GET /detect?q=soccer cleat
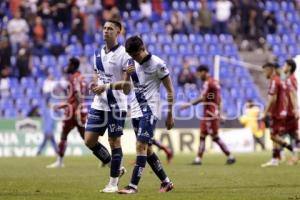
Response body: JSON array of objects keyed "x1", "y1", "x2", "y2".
[
  {"x1": 118, "y1": 186, "x2": 138, "y2": 194},
  {"x1": 226, "y1": 157, "x2": 236, "y2": 165},
  {"x1": 46, "y1": 161, "x2": 64, "y2": 168},
  {"x1": 191, "y1": 160, "x2": 202, "y2": 165},
  {"x1": 100, "y1": 185, "x2": 119, "y2": 193},
  {"x1": 159, "y1": 181, "x2": 174, "y2": 193},
  {"x1": 119, "y1": 166, "x2": 127, "y2": 178},
  {"x1": 261, "y1": 160, "x2": 279, "y2": 168},
  {"x1": 166, "y1": 149, "x2": 174, "y2": 164}
]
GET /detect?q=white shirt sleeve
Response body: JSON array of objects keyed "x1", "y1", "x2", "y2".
[
  {"x1": 121, "y1": 52, "x2": 131, "y2": 71},
  {"x1": 156, "y1": 62, "x2": 169, "y2": 80}
]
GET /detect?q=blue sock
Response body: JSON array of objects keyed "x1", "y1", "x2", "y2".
[
  {"x1": 130, "y1": 155, "x2": 147, "y2": 186},
  {"x1": 89, "y1": 142, "x2": 111, "y2": 164},
  {"x1": 110, "y1": 148, "x2": 123, "y2": 177},
  {"x1": 147, "y1": 153, "x2": 167, "y2": 182}
]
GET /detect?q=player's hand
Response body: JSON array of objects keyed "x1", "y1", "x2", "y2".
[
  {"x1": 165, "y1": 113, "x2": 174, "y2": 130},
  {"x1": 180, "y1": 102, "x2": 191, "y2": 110},
  {"x1": 91, "y1": 85, "x2": 106, "y2": 95},
  {"x1": 126, "y1": 65, "x2": 136, "y2": 75}
]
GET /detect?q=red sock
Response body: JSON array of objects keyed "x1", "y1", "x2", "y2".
[
  {"x1": 197, "y1": 137, "x2": 206, "y2": 158},
  {"x1": 58, "y1": 140, "x2": 67, "y2": 157}
]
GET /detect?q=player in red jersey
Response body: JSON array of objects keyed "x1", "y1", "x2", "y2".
[
  {"x1": 181, "y1": 65, "x2": 235, "y2": 165},
  {"x1": 283, "y1": 59, "x2": 300, "y2": 164},
  {"x1": 47, "y1": 57, "x2": 87, "y2": 168},
  {"x1": 283, "y1": 59, "x2": 299, "y2": 144},
  {"x1": 261, "y1": 62, "x2": 296, "y2": 167}
]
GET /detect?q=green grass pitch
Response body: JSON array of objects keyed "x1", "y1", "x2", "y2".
[{"x1": 1, "y1": 152, "x2": 300, "y2": 200}]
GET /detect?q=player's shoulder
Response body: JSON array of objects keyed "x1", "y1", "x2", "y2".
[
  {"x1": 151, "y1": 54, "x2": 165, "y2": 65},
  {"x1": 114, "y1": 45, "x2": 127, "y2": 55},
  {"x1": 150, "y1": 55, "x2": 167, "y2": 71}
]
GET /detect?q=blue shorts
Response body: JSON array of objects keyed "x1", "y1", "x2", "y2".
[
  {"x1": 85, "y1": 108, "x2": 127, "y2": 137},
  {"x1": 132, "y1": 114, "x2": 157, "y2": 144}
]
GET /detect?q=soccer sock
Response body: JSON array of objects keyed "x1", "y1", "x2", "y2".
[
  {"x1": 110, "y1": 148, "x2": 123, "y2": 178},
  {"x1": 89, "y1": 142, "x2": 111, "y2": 164},
  {"x1": 272, "y1": 148, "x2": 280, "y2": 159},
  {"x1": 130, "y1": 155, "x2": 147, "y2": 187},
  {"x1": 282, "y1": 143, "x2": 293, "y2": 152},
  {"x1": 58, "y1": 140, "x2": 67, "y2": 158},
  {"x1": 213, "y1": 137, "x2": 230, "y2": 156},
  {"x1": 152, "y1": 140, "x2": 170, "y2": 154},
  {"x1": 197, "y1": 136, "x2": 206, "y2": 158},
  {"x1": 147, "y1": 153, "x2": 167, "y2": 182}
]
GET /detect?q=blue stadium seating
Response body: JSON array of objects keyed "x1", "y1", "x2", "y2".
[{"x1": 2, "y1": 1, "x2": 290, "y2": 118}]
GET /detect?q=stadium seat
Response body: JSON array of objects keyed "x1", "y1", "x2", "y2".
[
  {"x1": 84, "y1": 44, "x2": 94, "y2": 57},
  {"x1": 58, "y1": 55, "x2": 68, "y2": 67},
  {"x1": 152, "y1": 22, "x2": 165, "y2": 34},
  {"x1": 8, "y1": 78, "x2": 18, "y2": 88},
  {"x1": 42, "y1": 55, "x2": 56, "y2": 68},
  {"x1": 158, "y1": 34, "x2": 172, "y2": 45},
  {"x1": 4, "y1": 109, "x2": 17, "y2": 119}
]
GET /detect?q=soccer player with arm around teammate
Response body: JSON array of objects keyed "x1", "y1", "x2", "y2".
[
  {"x1": 84, "y1": 19, "x2": 129, "y2": 193},
  {"x1": 180, "y1": 65, "x2": 235, "y2": 165},
  {"x1": 118, "y1": 36, "x2": 175, "y2": 194}
]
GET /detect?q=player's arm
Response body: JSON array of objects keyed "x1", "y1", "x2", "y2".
[
  {"x1": 180, "y1": 83, "x2": 207, "y2": 109},
  {"x1": 263, "y1": 79, "x2": 278, "y2": 118},
  {"x1": 162, "y1": 75, "x2": 175, "y2": 130},
  {"x1": 263, "y1": 94, "x2": 277, "y2": 118},
  {"x1": 109, "y1": 70, "x2": 131, "y2": 93},
  {"x1": 289, "y1": 89, "x2": 299, "y2": 117},
  {"x1": 183, "y1": 95, "x2": 204, "y2": 108},
  {"x1": 90, "y1": 72, "x2": 106, "y2": 95}
]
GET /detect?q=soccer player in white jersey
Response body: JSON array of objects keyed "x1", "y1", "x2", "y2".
[
  {"x1": 118, "y1": 36, "x2": 175, "y2": 194},
  {"x1": 84, "y1": 20, "x2": 130, "y2": 193}
]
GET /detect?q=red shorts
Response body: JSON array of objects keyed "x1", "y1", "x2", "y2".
[
  {"x1": 269, "y1": 118, "x2": 286, "y2": 136},
  {"x1": 200, "y1": 119, "x2": 219, "y2": 136},
  {"x1": 62, "y1": 112, "x2": 87, "y2": 135},
  {"x1": 286, "y1": 116, "x2": 299, "y2": 134}
]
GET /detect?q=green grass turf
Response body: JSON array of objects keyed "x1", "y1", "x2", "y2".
[{"x1": 1, "y1": 152, "x2": 300, "y2": 200}]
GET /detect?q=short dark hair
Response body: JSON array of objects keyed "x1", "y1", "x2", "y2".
[
  {"x1": 197, "y1": 65, "x2": 209, "y2": 72},
  {"x1": 125, "y1": 35, "x2": 144, "y2": 54},
  {"x1": 69, "y1": 57, "x2": 80, "y2": 70},
  {"x1": 106, "y1": 19, "x2": 122, "y2": 30},
  {"x1": 286, "y1": 59, "x2": 297, "y2": 73},
  {"x1": 262, "y1": 62, "x2": 277, "y2": 69}
]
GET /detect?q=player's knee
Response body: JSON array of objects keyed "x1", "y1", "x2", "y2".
[
  {"x1": 84, "y1": 133, "x2": 97, "y2": 148},
  {"x1": 212, "y1": 136, "x2": 219, "y2": 142},
  {"x1": 60, "y1": 133, "x2": 68, "y2": 141},
  {"x1": 136, "y1": 141, "x2": 147, "y2": 154},
  {"x1": 108, "y1": 136, "x2": 121, "y2": 149},
  {"x1": 147, "y1": 146, "x2": 153, "y2": 155}
]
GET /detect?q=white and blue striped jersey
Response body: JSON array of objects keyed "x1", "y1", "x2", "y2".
[
  {"x1": 129, "y1": 54, "x2": 170, "y2": 119},
  {"x1": 91, "y1": 44, "x2": 130, "y2": 111}
]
